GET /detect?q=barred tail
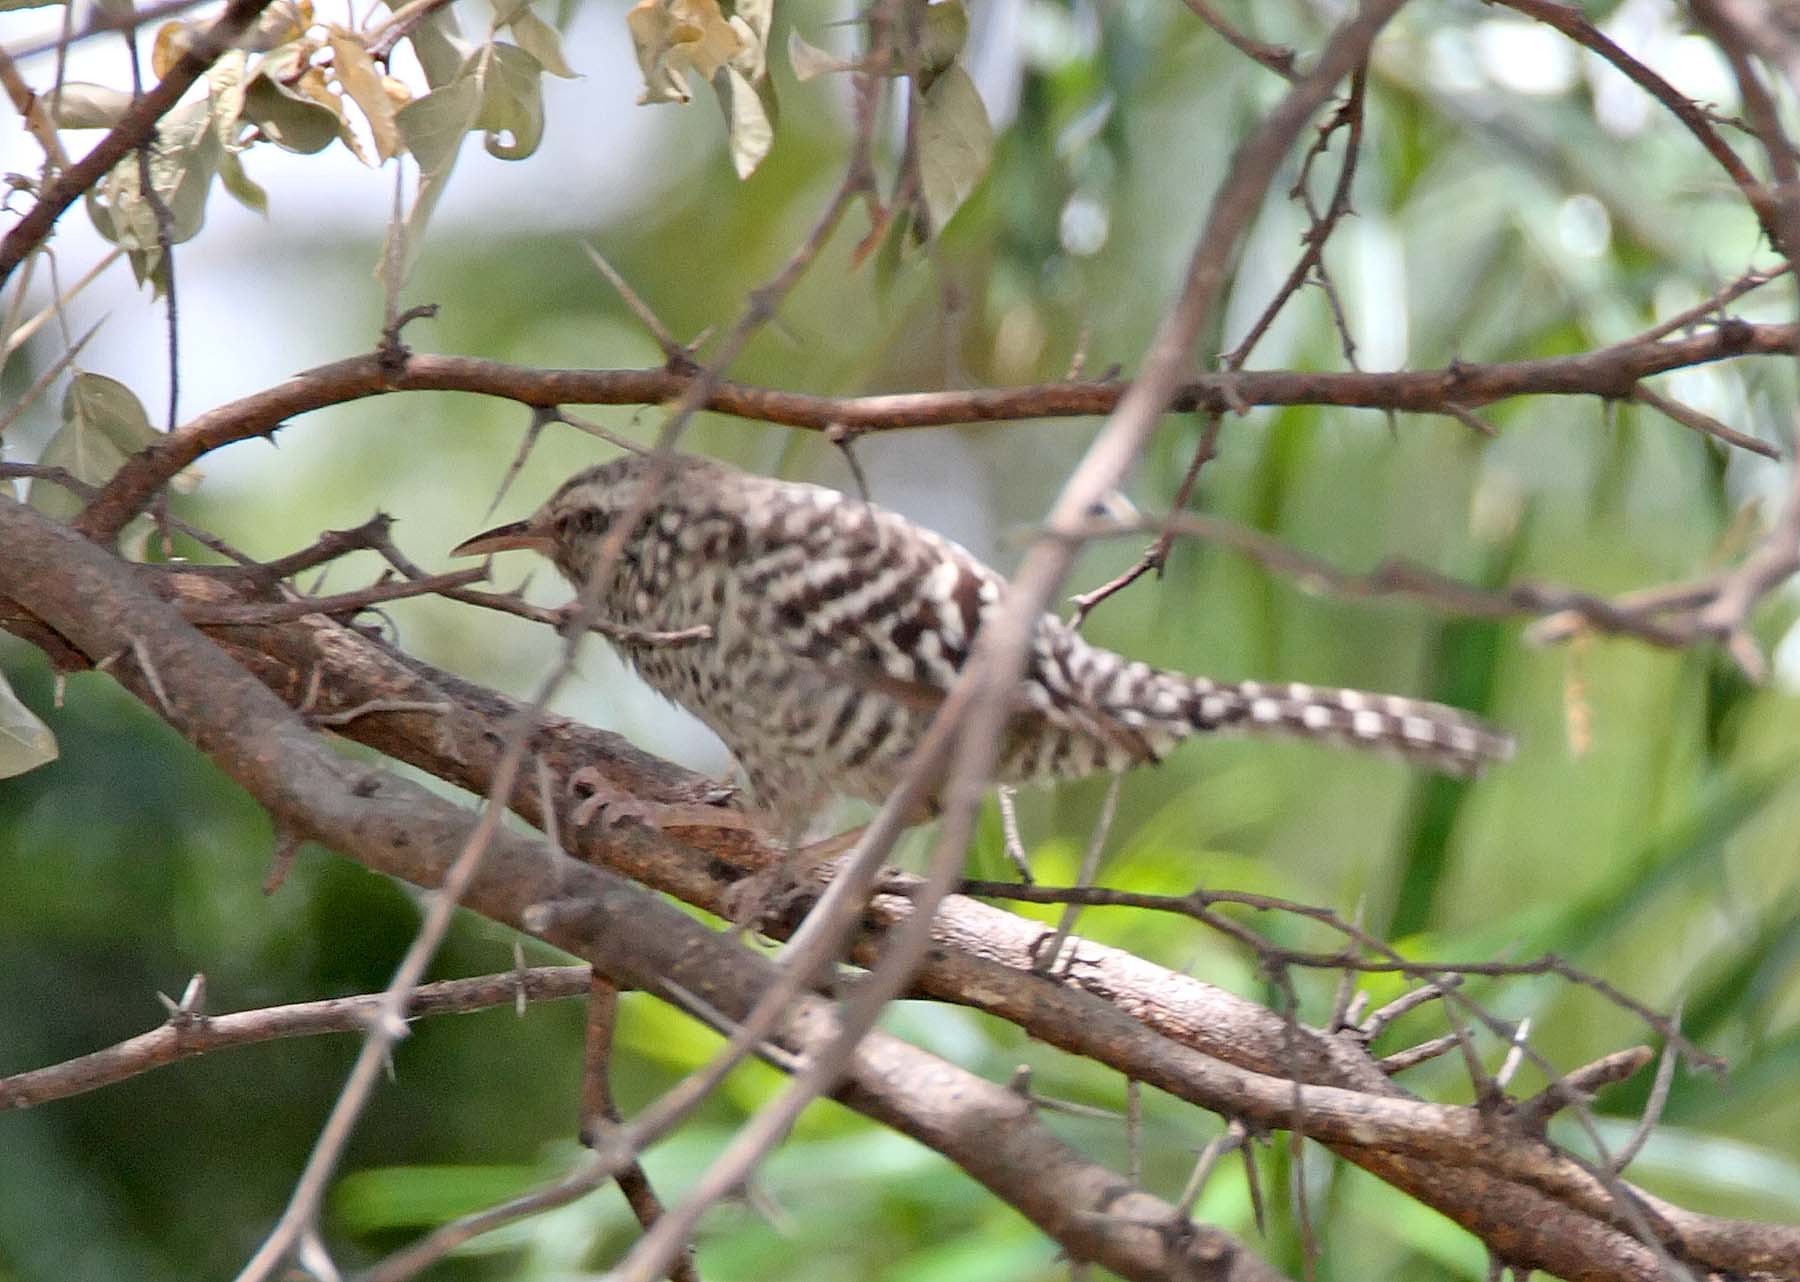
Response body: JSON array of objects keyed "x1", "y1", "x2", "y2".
[{"x1": 1185, "y1": 678, "x2": 1515, "y2": 777}]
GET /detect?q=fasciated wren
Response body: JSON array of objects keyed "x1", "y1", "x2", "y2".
[{"x1": 454, "y1": 453, "x2": 1513, "y2": 834}]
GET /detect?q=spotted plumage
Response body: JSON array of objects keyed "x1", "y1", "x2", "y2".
[{"x1": 455, "y1": 453, "x2": 1513, "y2": 833}]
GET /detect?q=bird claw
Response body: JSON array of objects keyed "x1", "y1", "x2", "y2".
[
  {"x1": 567, "y1": 767, "x2": 752, "y2": 833},
  {"x1": 724, "y1": 865, "x2": 815, "y2": 933},
  {"x1": 723, "y1": 824, "x2": 869, "y2": 932}
]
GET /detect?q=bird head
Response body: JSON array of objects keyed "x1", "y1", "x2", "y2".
[{"x1": 451, "y1": 453, "x2": 693, "y2": 587}]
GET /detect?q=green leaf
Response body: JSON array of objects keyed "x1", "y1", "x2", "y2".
[
  {"x1": 919, "y1": 0, "x2": 968, "y2": 79},
  {"x1": 0, "y1": 0, "x2": 68, "y2": 11},
  {"x1": 469, "y1": 43, "x2": 545, "y2": 160},
  {"x1": 787, "y1": 30, "x2": 853, "y2": 81},
  {"x1": 242, "y1": 48, "x2": 343, "y2": 154},
  {"x1": 383, "y1": 0, "x2": 470, "y2": 87},
  {"x1": 67, "y1": 372, "x2": 157, "y2": 452},
  {"x1": 218, "y1": 149, "x2": 269, "y2": 214},
  {"x1": 333, "y1": 1165, "x2": 541, "y2": 1233},
  {"x1": 504, "y1": 4, "x2": 577, "y2": 78},
  {"x1": 30, "y1": 373, "x2": 157, "y2": 523},
  {"x1": 1537, "y1": 766, "x2": 1793, "y2": 958},
  {"x1": 381, "y1": 75, "x2": 483, "y2": 285},
  {"x1": 0, "y1": 670, "x2": 57, "y2": 780},
  {"x1": 46, "y1": 82, "x2": 133, "y2": 128},
  {"x1": 916, "y1": 64, "x2": 991, "y2": 234},
  {"x1": 713, "y1": 64, "x2": 772, "y2": 179},
  {"x1": 395, "y1": 75, "x2": 482, "y2": 173},
  {"x1": 82, "y1": 97, "x2": 224, "y2": 281}
]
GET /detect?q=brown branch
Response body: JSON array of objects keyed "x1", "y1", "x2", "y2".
[
  {"x1": 1060, "y1": 510, "x2": 1697, "y2": 646},
  {"x1": 0, "y1": 0, "x2": 278, "y2": 287},
  {"x1": 1626, "y1": 261, "x2": 1789, "y2": 344},
  {"x1": 1515, "y1": 1047, "x2": 1656, "y2": 1135},
  {"x1": 1630, "y1": 382, "x2": 1779, "y2": 459},
  {"x1": 1223, "y1": 68, "x2": 1368, "y2": 369},
  {"x1": 571, "y1": 975, "x2": 701, "y2": 1282},
  {"x1": 1694, "y1": 0, "x2": 1800, "y2": 265},
  {"x1": 0, "y1": 968, "x2": 591, "y2": 1112},
  {"x1": 1068, "y1": 413, "x2": 1223, "y2": 627},
  {"x1": 1692, "y1": 418, "x2": 1800, "y2": 679},
  {"x1": 953, "y1": 880, "x2": 1715, "y2": 1071},
  {"x1": 366, "y1": 0, "x2": 460, "y2": 61},
  {"x1": 71, "y1": 319, "x2": 1796, "y2": 542},
  {"x1": 1175, "y1": 0, "x2": 1297, "y2": 80},
  {"x1": 178, "y1": 566, "x2": 488, "y2": 625}
]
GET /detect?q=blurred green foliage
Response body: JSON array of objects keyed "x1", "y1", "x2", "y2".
[{"x1": 4, "y1": 0, "x2": 1800, "y2": 1278}]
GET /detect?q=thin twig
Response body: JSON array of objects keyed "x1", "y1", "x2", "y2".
[
  {"x1": 1631, "y1": 382, "x2": 1779, "y2": 459},
  {"x1": 180, "y1": 567, "x2": 488, "y2": 625},
  {"x1": 0, "y1": 968, "x2": 590, "y2": 1111},
  {"x1": 582, "y1": 244, "x2": 693, "y2": 367},
  {"x1": 1175, "y1": 0, "x2": 1297, "y2": 79}
]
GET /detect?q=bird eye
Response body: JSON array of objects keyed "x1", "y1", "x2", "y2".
[{"x1": 558, "y1": 507, "x2": 611, "y2": 539}]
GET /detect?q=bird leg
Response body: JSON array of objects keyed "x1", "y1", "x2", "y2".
[{"x1": 719, "y1": 820, "x2": 880, "y2": 933}]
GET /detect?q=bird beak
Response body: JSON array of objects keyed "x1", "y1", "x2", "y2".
[{"x1": 451, "y1": 519, "x2": 554, "y2": 558}]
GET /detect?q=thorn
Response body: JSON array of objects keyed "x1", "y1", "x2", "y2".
[
  {"x1": 1494, "y1": 1016, "x2": 1532, "y2": 1090},
  {"x1": 581, "y1": 243, "x2": 691, "y2": 367},
  {"x1": 298, "y1": 1227, "x2": 343, "y2": 1282},
  {"x1": 128, "y1": 636, "x2": 175, "y2": 718},
  {"x1": 358, "y1": 1004, "x2": 410, "y2": 1044},
  {"x1": 264, "y1": 827, "x2": 303, "y2": 894},
  {"x1": 378, "y1": 303, "x2": 438, "y2": 370},
  {"x1": 485, "y1": 406, "x2": 556, "y2": 520}
]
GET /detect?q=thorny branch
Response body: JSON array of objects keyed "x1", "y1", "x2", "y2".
[
  {"x1": 952, "y1": 879, "x2": 1717, "y2": 1070},
  {"x1": 64, "y1": 313, "x2": 1793, "y2": 543},
  {"x1": 0, "y1": 967, "x2": 592, "y2": 1112},
  {"x1": 1057, "y1": 503, "x2": 1800, "y2": 673}
]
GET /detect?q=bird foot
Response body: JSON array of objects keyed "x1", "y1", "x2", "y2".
[
  {"x1": 723, "y1": 824, "x2": 870, "y2": 932},
  {"x1": 567, "y1": 767, "x2": 751, "y2": 833}
]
